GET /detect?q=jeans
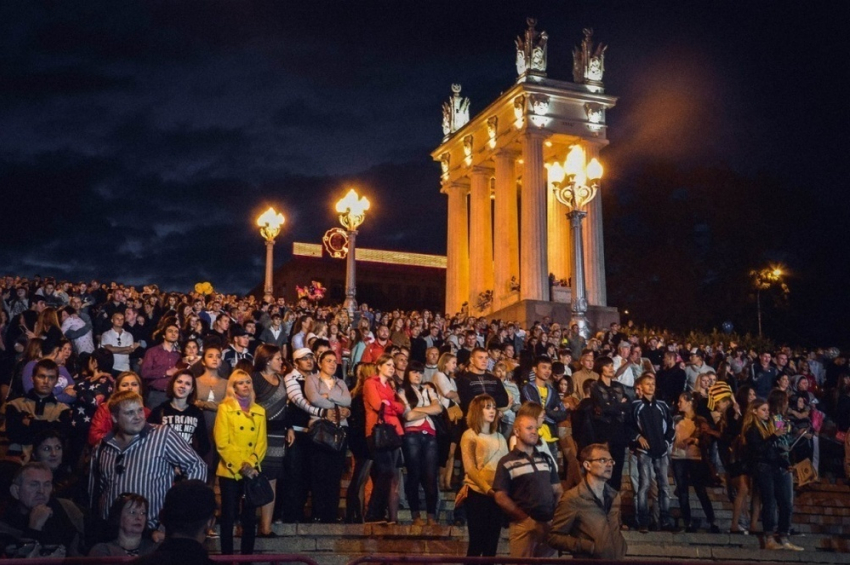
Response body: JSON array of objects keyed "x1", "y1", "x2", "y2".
[
  {"x1": 280, "y1": 431, "x2": 311, "y2": 523},
  {"x1": 672, "y1": 458, "x2": 715, "y2": 525},
  {"x1": 466, "y1": 488, "x2": 502, "y2": 556},
  {"x1": 402, "y1": 431, "x2": 439, "y2": 514},
  {"x1": 755, "y1": 463, "x2": 793, "y2": 535},
  {"x1": 636, "y1": 452, "x2": 672, "y2": 528},
  {"x1": 219, "y1": 476, "x2": 257, "y2": 555}
]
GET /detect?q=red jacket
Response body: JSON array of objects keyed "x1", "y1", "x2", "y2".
[
  {"x1": 361, "y1": 340, "x2": 389, "y2": 364},
  {"x1": 363, "y1": 376, "x2": 405, "y2": 438}
]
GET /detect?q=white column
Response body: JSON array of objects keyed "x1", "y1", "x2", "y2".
[
  {"x1": 520, "y1": 131, "x2": 549, "y2": 302},
  {"x1": 547, "y1": 161, "x2": 570, "y2": 282},
  {"x1": 263, "y1": 239, "x2": 275, "y2": 296},
  {"x1": 494, "y1": 150, "x2": 519, "y2": 309},
  {"x1": 444, "y1": 182, "x2": 470, "y2": 314},
  {"x1": 583, "y1": 144, "x2": 607, "y2": 306},
  {"x1": 469, "y1": 167, "x2": 494, "y2": 311}
]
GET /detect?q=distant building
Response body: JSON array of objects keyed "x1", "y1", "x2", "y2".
[{"x1": 256, "y1": 242, "x2": 446, "y2": 311}]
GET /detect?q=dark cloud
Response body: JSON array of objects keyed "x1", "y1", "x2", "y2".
[{"x1": 0, "y1": 0, "x2": 847, "y2": 341}]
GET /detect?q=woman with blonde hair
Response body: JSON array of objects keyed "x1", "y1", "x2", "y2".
[
  {"x1": 432, "y1": 352, "x2": 460, "y2": 489},
  {"x1": 461, "y1": 394, "x2": 508, "y2": 556},
  {"x1": 215, "y1": 369, "x2": 267, "y2": 555}
]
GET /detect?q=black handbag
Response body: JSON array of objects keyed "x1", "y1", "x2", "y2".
[
  {"x1": 243, "y1": 472, "x2": 274, "y2": 507},
  {"x1": 371, "y1": 404, "x2": 402, "y2": 450},
  {"x1": 309, "y1": 406, "x2": 347, "y2": 452}
]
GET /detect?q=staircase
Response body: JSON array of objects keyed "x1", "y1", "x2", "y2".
[{"x1": 207, "y1": 475, "x2": 850, "y2": 564}]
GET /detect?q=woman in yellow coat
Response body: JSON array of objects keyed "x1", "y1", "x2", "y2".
[{"x1": 214, "y1": 369, "x2": 267, "y2": 555}]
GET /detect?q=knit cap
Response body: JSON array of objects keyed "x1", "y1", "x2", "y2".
[{"x1": 707, "y1": 382, "x2": 733, "y2": 411}]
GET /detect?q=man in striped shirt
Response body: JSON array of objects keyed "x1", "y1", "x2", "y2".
[{"x1": 89, "y1": 390, "x2": 207, "y2": 529}]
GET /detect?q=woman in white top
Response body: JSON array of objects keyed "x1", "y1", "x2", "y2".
[
  {"x1": 461, "y1": 393, "x2": 508, "y2": 556},
  {"x1": 431, "y1": 353, "x2": 460, "y2": 490},
  {"x1": 400, "y1": 361, "x2": 444, "y2": 525}
]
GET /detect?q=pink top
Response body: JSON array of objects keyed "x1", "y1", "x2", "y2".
[{"x1": 363, "y1": 375, "x2": 406, "y2": 438}]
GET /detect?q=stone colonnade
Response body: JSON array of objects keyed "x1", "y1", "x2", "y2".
[{"x1": 441, "y1": 134, "x2": 607, "y2": 316}]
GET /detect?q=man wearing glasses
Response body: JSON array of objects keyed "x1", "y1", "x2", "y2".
[
  {"x1": 89, "y1": 390, "x2": 207, "y2": 530},
  {"x1": 548, "y1": 444, "x2": 627, "y2": 559}
]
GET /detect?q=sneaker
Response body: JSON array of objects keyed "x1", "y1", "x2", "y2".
[
  {"x1": 780, "y1": 537, "x2": 804, "y2": 551},
  {"x1": 708, "y1": 524, "x2": 721, "y2": 534},
  {"x1": 638, "y1": 525, "x2": 649, "y2": 534},
  {"x1": 764, "y1": 537, "x2": 783, "y2": 550}
]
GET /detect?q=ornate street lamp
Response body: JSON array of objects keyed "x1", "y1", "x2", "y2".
[
  {"x1": 256, "y1": 206, "x2": 286, "y2": 298},
  {"x1": 751, "y1": 266, "x2": 788, "y2": 337},
  {"x1": 336, "y1": 188, "x2": 370, "y2": 318},
  {"x1": 549, "y1": 144, "x2": 603, "y2": 338}
]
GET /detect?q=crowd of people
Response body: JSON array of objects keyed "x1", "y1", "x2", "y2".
[{"x1": 1, "y1": 274, "x2": 849, "y2": 558}]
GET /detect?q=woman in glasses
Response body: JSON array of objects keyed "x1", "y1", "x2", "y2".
[{"x1": 461, "y1": 394, "x2": 508, "y2": 556}]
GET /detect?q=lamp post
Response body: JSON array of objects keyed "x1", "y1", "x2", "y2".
[
  {"x1": 549, "y1": 145, "x2": 603, "y2": 339},
  {"x1": 256, "y1": 207, "x2": 286, "y2": 299},
  {"x1": 751, "y1": 266, "x2": 787, "y2": 337},
  {"x1": 336, "y1": 188, "x2": 370, "y2": 319}
]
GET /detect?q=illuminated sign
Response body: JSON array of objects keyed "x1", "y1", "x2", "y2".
[{"x1": 292, "y1": 242, "x2": 446, "y2": 269}]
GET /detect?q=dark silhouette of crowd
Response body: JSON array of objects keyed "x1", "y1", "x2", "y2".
[{"x1": 1, "y1": 274, "x2": 848, "y2": 558}]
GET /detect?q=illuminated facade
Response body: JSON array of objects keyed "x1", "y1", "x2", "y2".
[{"x1": 433, "y1": 20, "x2": 619, "y2": 327}]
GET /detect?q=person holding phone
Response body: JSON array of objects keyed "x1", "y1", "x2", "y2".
[{"x1": 742, "y1": 394, "x2": 802, "y2": 551}]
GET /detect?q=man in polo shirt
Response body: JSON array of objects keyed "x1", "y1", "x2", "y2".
[{"x1": 493, "y1": 414, "x2": 563, "y2": 557}]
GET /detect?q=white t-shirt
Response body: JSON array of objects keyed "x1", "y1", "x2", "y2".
[{"x1": 100, "y1": 328, "x2": 132, "y2": 371}]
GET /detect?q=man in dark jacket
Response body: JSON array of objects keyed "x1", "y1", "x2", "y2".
[
  {"x1": 521, "y1": 356, "x2": 569, "y2": 452},
  {"x1": 627, "y1": 374, "x2": 676, "y2": 532},
  {"x1": 0, "y1": 462, "x2": 85, "y2": 557},
  {"x1": 548, "y1": 444, "x2": 627, "y2": 559},
  {"x1": 655, "y1": 351, "x2": 687, "y2": 406},
  {"x1": 131, "y1": 480, "x2": 215, "y2": 565}
]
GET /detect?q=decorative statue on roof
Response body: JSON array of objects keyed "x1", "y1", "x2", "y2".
[
  {"x1": 572, "y1": 28, "x2": 607, "y2": 87},
  {"x1": 515, "y1": 18, "x2": 548, "y2": 78},
  {"x1": 441, "y1": 84, "x2": 470, "y2": 138}
]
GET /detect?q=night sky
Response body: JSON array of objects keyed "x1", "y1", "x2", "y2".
[{"x1": 2, "y1": 1, "x2": 847, "y2": 343}]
